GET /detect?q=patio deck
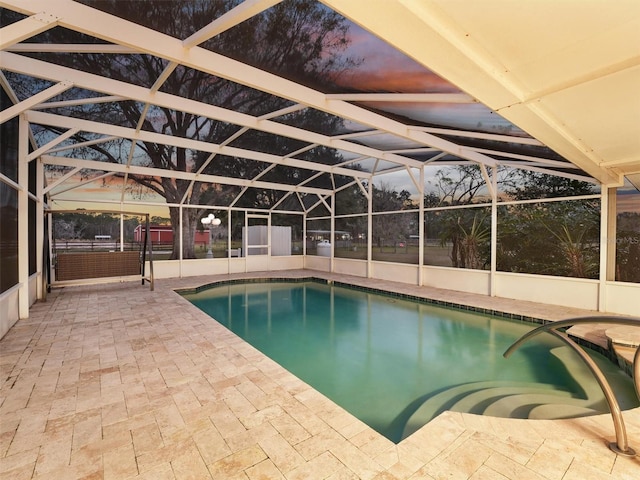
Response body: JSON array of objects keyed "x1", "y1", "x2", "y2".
[{"x1": 1, "y1": 270, "x2": 638, "y2": 479}]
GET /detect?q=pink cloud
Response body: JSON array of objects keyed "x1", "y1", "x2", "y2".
[{"x1": 338, "y1": 22, "x2": 460, "y2": 94}]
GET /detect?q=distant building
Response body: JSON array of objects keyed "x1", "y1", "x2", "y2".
[{"x1": 133, "y1": 225, "x2": 210, "y2": 245}]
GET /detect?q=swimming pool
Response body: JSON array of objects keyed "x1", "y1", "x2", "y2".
[{"x1": 182, "y1": 279, "x2": 638, "y2": 442}]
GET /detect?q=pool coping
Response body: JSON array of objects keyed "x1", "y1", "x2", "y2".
[{"x1": 176, "y1": 275, "x2": 548, "y2": 325}]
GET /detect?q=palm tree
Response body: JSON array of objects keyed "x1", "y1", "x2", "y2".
[{"x1": 440, "y1": 211, "x2": 490, "y2": 269}]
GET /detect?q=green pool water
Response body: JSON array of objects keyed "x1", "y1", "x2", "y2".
[{"x1": 182, "y1": 280, "x2": 636, "y2": 443}]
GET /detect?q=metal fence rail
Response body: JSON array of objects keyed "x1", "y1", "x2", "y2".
[{"x1": 504, "y1": 316, "x2": 640, "y2": 457}]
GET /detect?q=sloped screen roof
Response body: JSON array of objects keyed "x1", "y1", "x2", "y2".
[{"x1": 1, "y1": 0, "x2": 638, "y2": 213}]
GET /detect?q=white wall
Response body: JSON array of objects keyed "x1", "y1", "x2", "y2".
[
  {"x1": 147, "y1": 256, "x2": 305, "y2": 279},
  {"x1": 422, "y1": 266, "x2": 491, "y2": 295},
  {"x1": 229, "y1": 258, "x2": 247, "y2": 274},
  {"x1": 0, "y1": 285, "x2": 20, "y2": 340},
  {"x1": 312, "y1": 259, "x2": 638, "y2": 316},
  {"x1": 371, "y1": 261, "x2": 419, "y2": 284},
  {"x1": 268, "y1": 256, "x2": 304, "y2": 271},
  {"x1": 604, "y1": 282, "x2": 640, "y2": 317},
  {"x1": 495, "y1": 272, "x2": 600, "y2": 311},
  {"x1": 304, "y1": 255, "x2": 331, "y2": 272},
  {"x1": 180, "y1": 258, "x2": 229, "y2": 277},
  {"x1": 0, "y1": 273, "x2": 40, "y2": 339},
  {"x1": 333, "y1": 258, "x2": 368, "y2": 277},
  {"x1": 149, "y1": 260, "x2": 182, "y2": 279},
  {"x1": 29, "y1": 274, "x2": 38, "y2": 306}
]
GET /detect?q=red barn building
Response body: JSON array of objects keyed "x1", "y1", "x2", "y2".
[{"x1": 134, "y1": 225, "x2": 210, "y2": 245}]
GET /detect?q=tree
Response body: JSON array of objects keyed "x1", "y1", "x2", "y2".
[
  {"x1": 22, "y1": 0, "x2": 356, "y2": 259},
  {"x1": 615, "y1": 211, "x2": 640, "y2": 282},
  {"x1": 498, "y1": 173, "x2": 599, "y2": 278},
  {"x1": 425, "y1": 166, "x2": 496, "y2": 269},
  {"x1": 371, "y1": 183, "x2": 416, "y2": 249},
  {"x1": 507, "y1": 171, "x2": 596, "y2": 200},
  {"x1": 439, "y1": 211, "x2": 490, "y2": 269},
  {"x1": 426, "y1": 166, "x2": 600, "y2": 274},
  {"x1": 429, "y1": 165, "x2": 490, "y2": 206},
  {"x1": 51, "y1": 212, "x2": 140, "y2": 242}
]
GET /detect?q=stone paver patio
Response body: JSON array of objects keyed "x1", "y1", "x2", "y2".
[{"x1": 1, "y1": 270, "x2": 638, "y2": 479}]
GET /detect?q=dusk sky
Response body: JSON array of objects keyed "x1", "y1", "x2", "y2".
[
  {"x1": 333, "y1": 22, "x2": 521, "y2": 133},
  {"x1": 338, "y1": 23, "x2": 459, "y2": 94}
]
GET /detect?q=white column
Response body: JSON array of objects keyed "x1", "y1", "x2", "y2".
[
  {"x1": 606, "y1": 188, "x2": 617, "y2": 282},
  {"x1": 47, "y1": 211, "x2": 53, "y2": 288},
  {"x1": 36, "y1": 157, "x2": 44, "y2": 299},
  {"x1": 178, "y1": 205, "x2": 183, "y2": 277},
  {"x1": 330, "y1": 192, "x2": 335, "y2": 272},
  {"x1": 244, "y1": 210, "x2": 248, "y2": 273},
  {"x1": 227, "y1": 210, "x2": 232, "y2": 258},
  {"x1": 367, "y1": 181, "x2": 373, "y2": 278},
  {"x1": 418, "y1": 167, "x2": 425, "y2": 286},
  {"x1": 302, "y1": 212, "x2": 307, "y2": 256},
  {"x1": 598, "y1": 185, "x2": 610, "y2": 312},
  {"x1": 267, "y1": 212, "x2": 272, "y2": 258},
  {"x1": 490, "y1": 166, "x2": 498, "y2": 297},
  {"x1": 119, "y1": 214, "x2": 124, "y2": 252},
  {"x1": 17, "y1": 115, "x2": 29, "y2": 318}
]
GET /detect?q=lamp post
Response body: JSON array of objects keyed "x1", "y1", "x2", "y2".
[{"x1": 200, "y1": 213, "x2": 221, "y2": 258}]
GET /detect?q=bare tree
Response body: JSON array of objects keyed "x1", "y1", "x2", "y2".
[{"x1": 21, "y1": 0, "x2": 356, "y2": 258}]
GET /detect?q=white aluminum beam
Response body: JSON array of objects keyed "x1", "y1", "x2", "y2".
[
  {"x1": 43, "y1": 135, "x2": 120, "y2": 157},
  {"x1": 41, "y1": 155, "x2": 332, "y2": 196},
  {"x1": 325, "y1": 93, "x2": 475, "y2": 103},
  {"x1": 26, "y1": 110, "x2": 372, "y2": 181},
  {"x1": 49, "y1": 171, "x2": 115, "y2": 197},
  {"x1": 499, "y1": 162, "x2": 598, "y2": 184},
  {"x1": 183, "y1": 0, "x2": 283, "y2": 48},
  {"x1": 479, "y1": 164, "x2": 495, "y2": 199},
  {"x1": 409, "y1": 126, "x2": 544, "y2": 146},
  {"x1": 471, "y1": 147, "x2": 581, "y2": 169},
  {"x1": 5, "y1": 43, "x2": 137, "y2": 54},
  {"x1": 32, "y1": 96, "x2": 128, "y2": 109},
  {"x1": 43, "y1": 166, "x2": 81, "y2": 195},
  {"x1": 0, "y1": 12, "x2": 58, "y2": 50},
  {"x1": 27, "y1": 127, "x2": 79, "y2": 161},
  {"x1": 0, "y1": 81, "x2": 72, "y2": 124},
  {"x1": 1, "y1": 51, "x2": 423, "y2": 169},
  {"x1": 0, "y1": 0, "x2": 498, "y2": 167}
]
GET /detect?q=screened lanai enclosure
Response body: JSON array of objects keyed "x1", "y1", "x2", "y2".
[{"x1": 1, "y1": 0, "x2": 639, "y2": 337}]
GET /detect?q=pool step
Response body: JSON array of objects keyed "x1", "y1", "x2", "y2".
[
  {"x1": 528, "y1": 403, "x2": 603, "y2": 419},
  {"x1": 401, "y1": 346, "x2": 615, "y2": 440},
  {"x1": 482, "y1": 392, "x2": 602, "y2": 418},
  {"x1": 401, "y1": 380, "x2": 567, "y2": 438},
  {"x1": 450, "y1": 385, "x2": 574, "y2": 415},
  {"x1": 547, "y1": 346, "x2": 605, "y2": 402}
]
